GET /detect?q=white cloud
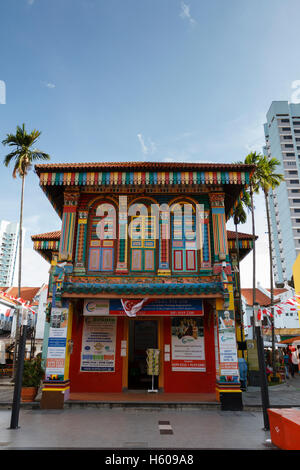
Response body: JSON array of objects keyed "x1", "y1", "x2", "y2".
[
  {"x1": 27, "y1": 0, "x2": 35, "y2": 5},
  {"x1": 45, "y1": 82, "x2": 56, "y2": 89},
  {"x1": 137, "y1": 134, "x2": 148, "y2": 154},
  {"x1": 179, "y1": 2, "x2": 196, "y2": 25},
  {"x1": 137, "y1": 134, "x2": 156, "y2": 156},
  {"x1": 41, "y1": 81, "x2": 56, "y2": 89}
]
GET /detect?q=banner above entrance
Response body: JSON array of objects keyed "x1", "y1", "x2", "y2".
[
  {"x1": 110, "y1": 299, "x2": 204, "y2": 316},
  {"x1": 83, "y1": 298, "x2": 204, "y2": 316}
]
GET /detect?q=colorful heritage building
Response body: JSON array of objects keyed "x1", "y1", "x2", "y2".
[{"x1": 31, "y1": 161, "x2": 255, "y2": 410}]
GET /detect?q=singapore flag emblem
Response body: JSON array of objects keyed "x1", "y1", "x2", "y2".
[{"x1": 121, "y1": 298, "x2": 149, "y2": 317}]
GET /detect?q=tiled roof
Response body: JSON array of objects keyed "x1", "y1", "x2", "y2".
[
  {"x1": 32, "y1": 229, "x2": 254, "y2": 244},
  {"x1": 5, "y1": 287, "x2": 41, "y2": 303},
  {"x1": 31, "y1": 231, "x2": 61, "y2": 241},
  {"x1": 241, "y1": 288, "x2": 284, "y2": 307},
  {"x1": 226, "y1": 230, "x2": 256, "y2": 240},
  {"x1": 266, "y1": 288, "x2": 288, "y2": 295},
  {"x1": 35, "y1": 161, "x2": 256, "y2": 175},
  {"x1": 241, "y1": 288, "x2": 272, "y2": 307}
]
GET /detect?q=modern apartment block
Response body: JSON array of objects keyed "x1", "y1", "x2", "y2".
[
  {"x1": 263, "y1": 101, "x2": 300, "y2": 285},
  {"x1": 0, "y1": 221, "x2": 19, "y2": 287}
]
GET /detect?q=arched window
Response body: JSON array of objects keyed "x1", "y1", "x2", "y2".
[
  {"x1": 87, "y1": 201, "x2": 117, "y2": 272},
  {"x1": 170, "y1": 201, "x2": 198, "y2": 273},
  {"x1": 128, "y1": 202, "x2": 156, "y2": 272}
]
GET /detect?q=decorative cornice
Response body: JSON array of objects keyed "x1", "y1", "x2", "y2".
[
  {"x1": 62, "y1": 280, "x2": 224, "y2": 296},
  {"x1": 39, "y1": 170, "x2": 251, "y2": 187}
]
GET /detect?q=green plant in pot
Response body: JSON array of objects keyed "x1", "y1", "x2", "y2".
[{"x1": 21, "y1": 356, "x2": 45, "y2": 402}]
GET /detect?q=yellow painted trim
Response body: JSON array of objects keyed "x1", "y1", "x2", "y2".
[
  {"x1": 158, "y1": 317, "x2": 164, "y2": 389},
  {"x1": 122, "y1": 318, "x2": 129, "y2": 389},
  {"x1": 64, "y1": 302, "x2": 73, "y2": 380},
  {"x1": 42, "y1": 387, "x2": 70, "y2": 392},
  {"x1": 216, "y1": 389, "x2": 242, "y2": 393}
]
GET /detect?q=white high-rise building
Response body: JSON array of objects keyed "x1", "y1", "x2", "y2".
[
  {"x1": 264, "y1": 101, "x2": 300, "y2": 284},
  {"x1": 0, "y1": 221, "x2": 19, "y2": 287}
]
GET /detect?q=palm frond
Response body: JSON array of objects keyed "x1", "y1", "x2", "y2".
[{"x1": 2, "y1": 124, "x2": 50, "y2": 178}]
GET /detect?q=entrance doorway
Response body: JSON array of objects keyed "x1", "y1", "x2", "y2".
[{"x1": 128, "y1": 319, "x2": 158, "y2": 390}]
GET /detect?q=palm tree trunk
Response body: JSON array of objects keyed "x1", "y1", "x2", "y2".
[
  {"x1": 12, "y1": 174, "x2": 25, "y2": 380},
  {"x1": 250, "y1": 186, "x2": 256, "y2": 337},
  {"x1": 265, "y1": 190, "x2": 276, "y2": 378},
  {"x1": 235, "y1": 221, "x2": 244, "y2": 357}
]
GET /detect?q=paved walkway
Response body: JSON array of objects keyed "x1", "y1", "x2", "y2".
[
  {"x1": 0, "y1": 374, "x2": 300, "y2": 408},
  {"x1": 1, "y1": 377, "x2": 300, "y2": 449},
  {"x1": 0, "y1": 408, "x2": 274, "y2": 450}
]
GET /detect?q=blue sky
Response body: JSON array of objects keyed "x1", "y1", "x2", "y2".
[{"x1": 1, "y1": 0, "x2": 300, "y2": 287}]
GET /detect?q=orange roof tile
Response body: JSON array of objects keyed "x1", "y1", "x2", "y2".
[
  {"x1": 241, "y1": 288, "x2": 272, "y2": 307},
  {"x1": 31, "y1": 231, "x2": 61, "y2": 241},
  {"x1": 227, "y1": 230, "x2": 257, "y2": 240},
  {"x1": 266, "y1": 288, "x2": 288, "y2": 295},
  {"x1": 5, "y1": 287, "x2": 41, "y2": 303}
]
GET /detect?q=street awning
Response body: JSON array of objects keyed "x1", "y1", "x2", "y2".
[{"x1": 280, "y1": 336, "x2": 300, "y2": 344}]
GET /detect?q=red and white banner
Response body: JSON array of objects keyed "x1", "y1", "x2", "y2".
[
  {"x1": 0, "y1": 290, "x2": 36, "y2": 314},
  {"x1": 121, "y1": 298, "x2": 149, "y2": 317}
]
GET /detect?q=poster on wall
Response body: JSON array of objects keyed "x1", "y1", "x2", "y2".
[
  {"x1": 80, "y1": 316, "x2": 116, "y2": 372},
  {"x1": 46, "y1": 307, "x2": 69, "y2": 380},
  {"x1": 171, "y1": 317, "x2": 206, "y2": 372},
  {"x1": 217, "y1": 310, "x2": 239, "y2": 379},
  {"x1": 214, "y1": 324, "x2": 220, "y2": 381}
]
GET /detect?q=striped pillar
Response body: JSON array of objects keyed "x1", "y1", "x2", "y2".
[
  {"x1": 74, "y1": 210, "x2": 88, "y2": 274},
  {"x1": 158, "y1": 207, "x2": 171, "y2": 275},
  {"x1": 58, "y1": 189, "x2": 80, "y2": 262},
  {"x1": 199, "y1": 209, "x2": 211, "y2": 269},
  {"x1": 209, "y1": 193, "x2": 228, "y2": 262},
  {"x1": 116, "y1": 196, "x2": 129, "y2": 273}
]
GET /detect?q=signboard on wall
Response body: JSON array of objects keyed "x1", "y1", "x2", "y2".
[
  {"x1": 217, "y1": 310, "x2": 239, "y2": 379},
  {"x1": 109, "y1": 299, "x2": 203, "y2": 316},
  {"x1": 246, "y1": 339, "x2": 259, "y2": 371},
  {"x1": 171, "y1": 317, "x2": 206, "y2": 371},
  {"x1": 46, "y1": 307, "x2": 69, "y2": 380},
  {"x1": 80, "y1": 316, "x2": 116, "y2": 372},
  {"x1": 83, "y1": 299, "x2": 109, "y2": 316}
]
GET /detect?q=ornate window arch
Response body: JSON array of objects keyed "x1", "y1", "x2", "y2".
[
  {"x1": 86, "y1": 199, "x2": 117, "y2": 272},
  {"x1": 128, "y1": 199, "x2": 157, "y2": 272},
  {"x1": 170, "y1": 200, "x2": 198, "y2": 273}
]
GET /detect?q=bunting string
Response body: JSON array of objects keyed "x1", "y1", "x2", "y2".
[{"x1": 0, "y1": 291, "x2": 36, "y2": 315}]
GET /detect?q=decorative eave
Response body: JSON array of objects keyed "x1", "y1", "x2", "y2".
[
  {"x1": 34, "y1": 161, "x2": 256, "y2": 218},
  {"x1": 61, "y1": 280, "x2": 225, "y2": 298},
  {"x1": 227, "y1": 230, "x2": 258, "y2": 261},
  {"x1": 32, "y1": 229, "x2": 257, "y2": 263},
  {"x1": 31, "y1": 231, "x2": 60, "y2": 262}
]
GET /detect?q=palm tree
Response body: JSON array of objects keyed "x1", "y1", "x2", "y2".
[
  {"x1": 244, "y1": 151, "x2": 263, "y2": 332},
  {"x1": 232, "y1": 190, "x2": 251, "y2": 356},
  {"x1": 256, "y1": 155, "x2": 284, "y2": 378},
  {"x1": 2, "y1": 124, "x2": 50, "y2": 378}
]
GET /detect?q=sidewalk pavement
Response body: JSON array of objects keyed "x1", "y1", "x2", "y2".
[
  {"x1": 0, "y1": 407, "x2": 275, "y2": 450},
  {"x1": 1, "y1": 373, "x2": 300, "y2": 409},
  {"x1": 0, "y1": 376, "x2": 299, "y2": 450}
]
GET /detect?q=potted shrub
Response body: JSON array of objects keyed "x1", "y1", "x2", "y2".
[{"x1": 21, "y1": 356, "x2": 45, "y2": 402}]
